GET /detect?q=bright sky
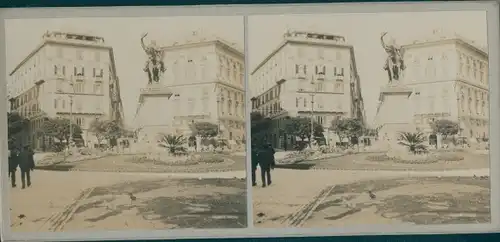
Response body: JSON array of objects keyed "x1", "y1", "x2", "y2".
[
  {"x1": 248, "y1": 11, "x2": 487, "y2": 126},
  {"x1": 5, "y1": 16, "x2": 244, "y2": 127}
]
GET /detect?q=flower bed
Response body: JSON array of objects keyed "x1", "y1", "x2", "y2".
[
  {"x1": 366, "y1": 154, "x2": 394, "y2": 162},
  {"x1": 393, "y1": 155, "x2": 439, "y2": 164},
  {"x1": 433, "y1": 152, "x2": 464, "y2": 161},
  {"x1": 129, "y1": 153, "x2": 226, "y2": 166},
  {"x1": 36, "y1": 149, "x2": 112, "y2": 166}
]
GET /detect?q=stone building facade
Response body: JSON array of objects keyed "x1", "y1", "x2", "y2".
[
  {"x1": 136, "y1": 32, "x2": 246, "y2": 145},
  {"x1": 250, "y1": 30, "x2": 365, "y2": 149},
  {"x1": 7, "y1": 31, "x2": 119, "y2": 150},
  {"x1": 401, "y1": 30, "x2": 489, "y2": 142}
]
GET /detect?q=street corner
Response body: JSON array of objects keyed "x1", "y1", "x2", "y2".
[
  {"x1": 59, "y1": 177, "x2": 248, "y2": 231},
  {"x1": 303, "y1": 176, "x2": 491, "y2": 227}
]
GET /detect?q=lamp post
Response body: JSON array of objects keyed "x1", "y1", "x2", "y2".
[
  {"x1": 216, "y1": 90, "x2": 222, "y2": 141},
  {"x1": 63, "y1": 77, "x2": 76, "y2": 151},
  {"x1": 308, "y1": 73, "x2": 323, "y2": 148}
]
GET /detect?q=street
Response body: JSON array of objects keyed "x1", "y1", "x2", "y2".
[
  {"x1": 9, "y1": 154, "x2": 247, "y2": 232},
  {"x1": 253, "y1": 152, "x2": 490, "y2": 228}
]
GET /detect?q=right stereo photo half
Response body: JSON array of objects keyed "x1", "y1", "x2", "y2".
[{"x1": 248, "y1": 11, "x2": 490, "y2": 229}]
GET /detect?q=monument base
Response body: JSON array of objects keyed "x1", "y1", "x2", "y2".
[
  {"x1": 134, "y1": 83, "x2": 174, "y2": 149},
  {"x1": 374, "y1": 83, "x2": 416, "y2": 153}
]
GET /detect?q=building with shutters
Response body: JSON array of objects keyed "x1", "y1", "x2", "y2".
[
  {"x1": 250, "y1": 30, "x2": 365, "y2": 149},
  {"x1": 7, "y1": 31, "x2": 122, "y2": 150}
]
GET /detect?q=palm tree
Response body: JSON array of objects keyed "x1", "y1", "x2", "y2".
[
  {"x1": 398, "y1": 132, "x2": 427, "y2": 154},
  {"x1": 158, "y1": 134, "x2": 187, "y2": 155}
]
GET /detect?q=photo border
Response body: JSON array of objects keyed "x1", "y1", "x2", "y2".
[{"x1": 1, "y1": 1, "x2": 499, "y2": 241}]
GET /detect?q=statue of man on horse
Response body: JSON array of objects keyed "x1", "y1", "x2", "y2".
[
  {"x1": 380, "y1": 32, "x2": 405, "y2": 84},
  {"x1": 141, "y1": 33, "x2": 166, "y2": 85}
]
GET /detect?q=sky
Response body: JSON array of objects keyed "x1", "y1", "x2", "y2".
[
  {"x1": 5, "y1": 16, "x2": 244, "y2": 127},
  {"x1": 248, "y1": 11, "x2": 488, "y2": 126}
]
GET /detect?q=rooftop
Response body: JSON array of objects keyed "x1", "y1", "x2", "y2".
[
  {"x1": 403, "y1": 29, "x2": 487, "y2": 54},
  {"x1": 162, "y1": 30, "x2": 243, "y2": 54}
]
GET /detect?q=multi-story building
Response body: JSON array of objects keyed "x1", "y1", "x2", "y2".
[
  {"x1": 401, "y1": 29, "x2": 489, "y2": 141},
  {"x1": 250, "y1": 30, "x2": 365, "y2": 149},
  {"x1": 139, "y1": 31, "x2": 246, "y2": 144},
  {"x1": 7, "y1": 31, "x2": 122, "y2": 150}
]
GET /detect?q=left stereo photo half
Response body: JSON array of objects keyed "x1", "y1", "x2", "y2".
[{"x1": 4, "y1": 16, "x2": 247, "y2": 235}]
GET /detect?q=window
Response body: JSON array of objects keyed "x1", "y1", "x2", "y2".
[
  {"x1": 74, "y1": 81, "x2": 84, "y2": 93},
  {"x1": 74, "y1": 66, "x2": 85, "y2": 77},
  {"x1": 93, "y1": 68, "x2": 104, "y2": 78},
  {"x1": 93, "y1": 83, "x2": 102, "y2": 94},
  {"x1": 316, "y1": 82, "x2": 325, "y2": 92},
  {"x1": 335, "y1": 80, "x2": 344, "y2": 92},
  {"x1": 76, "y1": 117, "x2": 84, "y2": 126},
  {"x1": 54, "y1": 65, "x2": 58, "y2": 75},
  {"x1": 54, "y1": 99, "x2": 58, "y2": 109}
]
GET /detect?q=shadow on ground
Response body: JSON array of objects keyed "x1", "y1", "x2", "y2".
[
  {"x1": 71, "y1": 178, "x2": 247, "y2": 229},
  {"x1": 309, "y1": 176, "x2": 490, "y2": 225}
]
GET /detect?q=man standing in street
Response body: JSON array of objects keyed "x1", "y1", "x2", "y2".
[
  {"x1": 8, "y1": 148, "x2": 19, "y2": 188},
  {"x1": 259, "y1": 143, "x2": 276, "y2": 188},
  {"x1": 19, "y1": 145, "x2": 35, "y2": 189}
]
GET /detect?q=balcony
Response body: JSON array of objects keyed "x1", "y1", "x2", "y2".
[{"x1": 297, "y1": 73, "x2": 306, "y2": 79}]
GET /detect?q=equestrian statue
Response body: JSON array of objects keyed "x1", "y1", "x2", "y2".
[
  {"x1": 141, "y1": 33, "x2": 166, "y2": 85},
  {"x1": 380, "y1": 32, "x2": 405, "y2": 84}
]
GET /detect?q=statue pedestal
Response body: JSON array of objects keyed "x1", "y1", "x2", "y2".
[
  {"x1": 374, "y1": 83, "x2": 416, "y2": 152},
  {"x1": 134, "y1": 83, "x2": 173, "y2": 149}
]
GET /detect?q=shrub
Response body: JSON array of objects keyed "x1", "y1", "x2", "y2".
[
  {"x1": 434, "y1": 152, "x2": 464, "y2": 161},
  {"x1": 199, "y1": 156, "x2": 225, "y2": 164},
  {"x1": 366, "y1": 154, "x2": 392, "y2": 162},
  {"x1": 394, "y1": 154, "x2": 439, "y2": 164},
  {"x1": 78, "y1": 147, "x2": 93, "y2": 156}
]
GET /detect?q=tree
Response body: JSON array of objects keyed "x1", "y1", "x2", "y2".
[
  {"x1": 430, "y1": 119, "x2": 460, "y2": 140},
  {"x1": 330, "y1": 117, "x2": 348, "y2": 144},
  {"x1": 89, "y1": 119, "x2": 123, "y2": 146},
  {"x1": 89, "y1": 119, "x2": 107, "y2": 146},
  {"x1": 330, "y1": 117, "x2": 364, "y2": 146},
  {"x1": 37, "y1": 117, "x2": 83, "y2": 150},
  {"x1": 283, "y1": 117, "x2": 323, "y2": 147},
  {"x1": 103, "y1": 120, "x2": 122, "y2": 140},
  {"x1": 7, "y1": 112, "x2": 30, "y2": 150},
  {"x1": 250, "y1": 111, "x2": 273, "y2": 147},
  {"x1": 398, "y1": 132, "x2": 427, "y2": 154},
  {"x1": 158, "y1": 134, "x2": 187, "y2": 155},
  {"x1": 190, "y1": 122, "x2": 218, "y2": 139}
]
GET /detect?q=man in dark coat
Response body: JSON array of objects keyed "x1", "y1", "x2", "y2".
[
  {"x1": 251, "y1": 143, "x2": 259, "y2": 186},
  {"x1": 19, "y1": 145, "x2": 35, "y2": 189},
  {"x1": 259, "y1": 143, "x2": 276, "y2": 187},
  {"x1": 8, "y1": 149, "x2": 19, "y2": 188}
]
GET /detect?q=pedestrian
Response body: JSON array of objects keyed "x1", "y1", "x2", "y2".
[
  {"x1": 251, "y1": 143, "x2": 259, "y2": 187},
  {"x1": 18, "y1": 145, "x2": 35, "y2": 189},
  {"x1": 259, "y1": 143, "x2": 276, "y2": 187},
  {"x1": 8, "y1": 148, "x2": 19, "y2": 188}
]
